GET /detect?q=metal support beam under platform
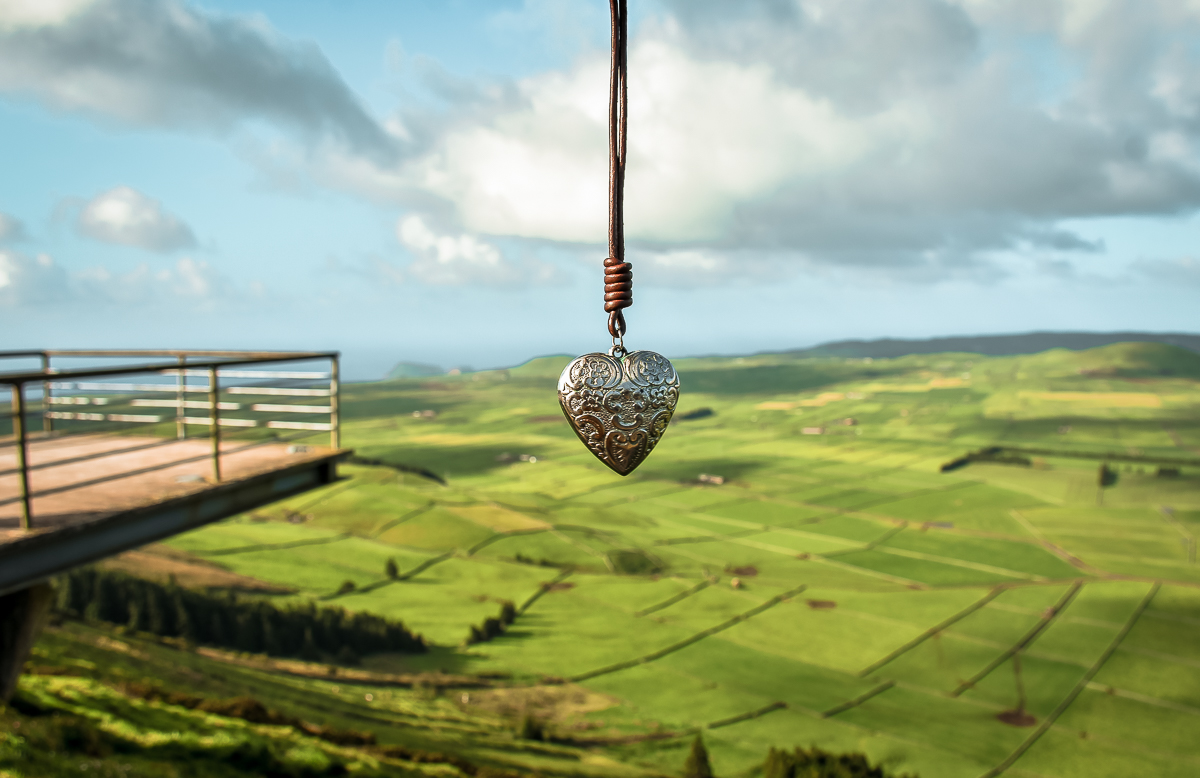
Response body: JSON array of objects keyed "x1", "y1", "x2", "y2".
[{"x1": 0, "y1": 449, "x2": 347, "y2": 598}]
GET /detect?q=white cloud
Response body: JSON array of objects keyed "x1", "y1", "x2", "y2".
[
  {"x1": 0, "y1": 248, "x2": 233, "y2": 306},
  {"x1": 9, "y1": 0, "x2": 1200, "y2": 284},
  {"x1": 380, "y1": 1, "x2": 1200, "y2": 276},
  {"x1": 396, "y1": 214, "x2": 562, "y2": 286},
  {"x1": 0, "y1": 249, "x2": 68, "y2": 304},
  {"x1": 0, "y1": 212, "x2": 26, "y2": 243},
  {"x1": 76, "y1": 186, "x2": 196, "y2": 252},
  {"x1": 410, "y1": 39, "x2": 894, "y2": 245},
  {"x1": 0, "y1": 0, "x2": 397, "y2": 161},
  {"x1": 0, "y1": 0, "x2": 92, "y2": 31}
]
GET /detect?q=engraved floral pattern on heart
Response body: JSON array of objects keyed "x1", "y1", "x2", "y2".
[{"x1": 558, "y1": 350, "x2": 679, "y2": 475}]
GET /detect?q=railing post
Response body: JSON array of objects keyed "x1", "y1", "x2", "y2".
[
  {"x1": 330, "y1": 355, "x2": 340, "y2": 449},
  {"x1": 40, "y1": 352, "x2": 52, "y2": 434},
  {"x1": 12, "y1": 383, "x2": 32, "y2": 530},
  {"x1": 209, "y1": 366, "x2": 221, "y2": 483},
  {"x1": 176, "y1": 355, "x2": 187, "y2": 440}
]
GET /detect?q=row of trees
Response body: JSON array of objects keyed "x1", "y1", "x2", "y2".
[
  {"x1": 463, "y1": 601, "x2": 517, "y2": 646},
  {"x1": 57, "y1": 568, "x2": 425, "y2": 662}
]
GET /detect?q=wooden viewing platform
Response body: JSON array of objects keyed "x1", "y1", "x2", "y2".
[
  {"x1": 0, "y1": 350, "x2": 353, "y2": 698},
  {"x1": 0, "y1": 434, "x2": 347, "y2": 595}
]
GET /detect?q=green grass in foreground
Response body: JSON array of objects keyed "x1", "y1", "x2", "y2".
[{"x1": 15, "y1": 341, "x2": 1200, "y2": 778}]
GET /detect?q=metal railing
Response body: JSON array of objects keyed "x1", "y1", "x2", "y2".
[{"x1": 1, "y1": 350, "x2": 341, "y2": 531}]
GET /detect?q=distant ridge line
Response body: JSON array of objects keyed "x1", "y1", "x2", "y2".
[{"x1": 787, "y1": 331, "x2": 1200, "y2": 359}]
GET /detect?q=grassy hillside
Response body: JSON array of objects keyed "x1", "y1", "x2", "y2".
[{"x1": 10, "y1": 342, "x2": 1200, "y2": 778}]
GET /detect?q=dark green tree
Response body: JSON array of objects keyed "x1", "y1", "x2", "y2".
[
  {"x1": 518, "y1": 714, "x2": 547, "y2": 741},
  {"x1": 146, "y1": 586, "x2": 172, "y2": 636},
  {"x1": 173, "y1": 592, "x2": 195, "y2": 643},
  {"x1": 482, "y1": 617, "x2": 505, "y2": 639},
  {"x1": 499, "y1": 601, "x2": 517, "y2": 625},
  {"x1": 262, "y1": 609, "x2": 284, "y2": 656},
  {"x1": 684, "y1": 735, "x2": 713, "y2": 778},
  {"x1": 56, "y1": 573, "x2": 83, "y2": 615},
  {"x1": 85, "y1": 574, "x2": 120, "y2": 623},
  {"x1": 762, "y1": 746, "x2": 915, "y2": 778},
  {"x1": 301, "y1": 627, "x2": 321, "y2": 661},
  {"x1": 126, "y1": 594, "x2": 147, "y2": 632},
  {"x1": 385, "y1": 558, "x2": 399, "y2": 579}
]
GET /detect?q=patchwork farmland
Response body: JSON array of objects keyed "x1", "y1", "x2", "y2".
[{"x1": 11, "y1": 342, "x2": 1200, "y2": 778}]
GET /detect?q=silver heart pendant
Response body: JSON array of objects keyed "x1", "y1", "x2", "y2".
[{"x1": 558, "y1": 350, "x2": 680, "y2": 475}]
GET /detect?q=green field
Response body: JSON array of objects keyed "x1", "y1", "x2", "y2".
[{"x1": 10, "y1": 342, "x2": 1200, "y2": 778}]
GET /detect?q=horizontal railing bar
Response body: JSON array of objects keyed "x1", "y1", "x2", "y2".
[
  {"x1": 249, "y1": 404, "x2": 332, "y2": 414},
  {"x1": 38, "y1": 349, "x2": 335, "y2": 358},
  {"x1": 170, "y1": 370, "x2": 329, "y2": 379},
  {"x1": 45, "y1": 412, "x2": 164, "y2": 423},
  {"x1": 226, "y1": 387, "x2": 330, "y2": 397},
  {"x1": 130, "y1": 399, "x2": 241, "y2": 410},
  {"x1": 49, "y1": 383, "x2": 208, "y2": 394},
  {"x1": 48, "y1": 397, "x2": 112, "y2": 406},
  {"x1": 180, "y1": 416, "x2": 259, "y2": 428},
  {"x1": 266, "y1": 420, "x2": 334, "y2": 431},
  {"x1": 48, "y1": 383, "x2": 330, "y2": 397},
  {"x1": 0, "y1": 352, "x2": 337, "y2": 384}
]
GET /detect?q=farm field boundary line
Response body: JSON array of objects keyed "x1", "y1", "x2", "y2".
[
  {"x1": 566, "y1": 584, "x2": 809, "y2": 683},
  {"x1": 951, "y1": 581, "x2": 1083, "y2": 697},
  {"x1": 979, "y1": 582, "x2": 1161, "y2": 778},
  {"x1": 1010, "y1": 509, "x2": 1106, "y2": 574},
  {"x1": 992, "y1": 445, "x2": 1200, "y2": 468},
  {"x1": 918, "y1": 575, "x2": 1200, "y2": 591},
  {"x1": 199, "y1": 532, "x2": 352, "y2": 557},
  {"x1": 821, "y1": 681, "x2": 896, "y2": 718},
  {"x1": 859, "y1": 586, "x2": 1005, "y2": 677},
  {"x1": 870, "y1": 544, "x2": 1044, "y2": 581},
  {"x1": 653, "y1": 529, "x2": 765, "y2": 547},
  {"x1": 1121, "y1": 644, "x2": 1200, "y2": 670},
  {"x1": 318, "y1": 551, "x2": 455, "y2": 600},
  {"x1": 464, "y1": 524, "x2": 622, "y2": 557},
  {"x1": 560, "y1": 701, "x2": 792, "y2": 746},
  {"x1": 706, "y1": 701, "x2": 789, "y2": 729},
  {"x1": 804, "y1": 478, "x2": 982, "y2": 517},
  {"x1": 807, "y1": 553, "x2": 925, "y2": 588},
  {"x1": 289, "y1": 472, "x2": 385, "y2": 515},
  {"x1": 634, "y1": 579, "x2": 711, "y2": 617},
  {"x1": 822, "y1": 523, "x2": 908, "y2": 558},
  {"x1": 1084, "y1": 680, "x2": 1200, "y2": 716},
  {"x1": 1158, "y1": 505, "x2": 1197, "y2": 564},
  {"x1": 371, "y1": 501, "x2": 437, "y2": 538},
  {"x1": 731, "y1": 476, "x2": 978, "y2": 527},
  {"x1": 517, "y1": 569, "x2": 574, "y2": 615},
  {"x1": 654, "y1": 515, "x2": 860, "y2": 553}
]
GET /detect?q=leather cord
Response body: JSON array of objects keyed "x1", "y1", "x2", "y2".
[{"x1": 604, "y1": 0, "x2": 631, "y2": 339}]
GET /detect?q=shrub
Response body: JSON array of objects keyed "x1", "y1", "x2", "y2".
[
  {"x1": 762, "y1": 746, "x2": 917, "y2": 778},
  {"x1": 517, "y1": 714, "x2": 547, "y2": 741},
  {"x1": 684, "y1": 735, "x2": 713, "y2": 778},
  {"x1": 464, "y1": 602, "x2": 517, "y2": 645}
]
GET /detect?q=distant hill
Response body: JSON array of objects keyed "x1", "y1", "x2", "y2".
[
  {"x1": 386, "y1": 361, "x2": 444, "y2": 379},
  {"x1": 791, "y1": 331, "x2": 1200, "y2": 359}
]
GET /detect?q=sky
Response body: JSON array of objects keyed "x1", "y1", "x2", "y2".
[{"x1": 1, "y1": 0, "x2": 1199, "y2": 380}]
